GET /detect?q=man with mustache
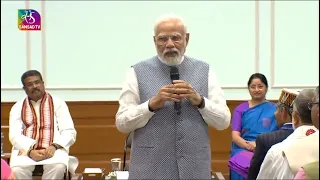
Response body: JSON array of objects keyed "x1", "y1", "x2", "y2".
[
  {"x1": 116, "y1": 14, "x2": 231, "y2": 179},
  {"x1": 8, "y1": 70, "x2": 78, "y2": 179}
]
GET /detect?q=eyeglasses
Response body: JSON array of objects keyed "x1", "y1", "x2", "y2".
[
  {"x1": 308, "y1": 102, "x2": 319, "y2": 110},
  {"x1": 155, "y1": 35, "x2": 183, "y2": 46}
]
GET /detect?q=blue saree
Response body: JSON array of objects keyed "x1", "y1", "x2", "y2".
[{"x1": 228, "y1": 101, "x2": 278, "y2": 180}]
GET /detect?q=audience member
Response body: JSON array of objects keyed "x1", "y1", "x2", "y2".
[
  {"x1": 247, "y1": 89, "x2": 298, "y2": 180},
  {"x1": 9, "y1": 70, "x2": 78, "y2": 179},
  {"x1": 293, "y1": 86, "x2": 319, "y2": 180},
  {"x1": 257, "y1": 89, "x2": 317, "y2": 179},
  {"x1": 229, "y1": 73, "x2": 278, "y2": 180}
]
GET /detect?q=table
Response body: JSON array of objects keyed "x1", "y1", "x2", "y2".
[{"x1": 73, "y1": 171, "x2": 226, "y2": 180}]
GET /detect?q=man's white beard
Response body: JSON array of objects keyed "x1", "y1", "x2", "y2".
[
  {"x1": 162, "y1": 55, "x2": 182, "y2": 66},
  {"x1": 158, "y1": 50, "x2": 183, "y2": 66}
]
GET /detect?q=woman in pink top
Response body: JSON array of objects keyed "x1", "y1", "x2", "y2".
[{"x1": 1, "y1": 158, "x2": 15, "y2": 180}]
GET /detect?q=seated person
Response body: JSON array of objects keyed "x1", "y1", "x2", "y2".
[
  {"x1": 1, "y1": 158, "x2": 15, "y2": 180},
  {"x1": 247, "y1": 89, "x2": 298, "y2": 180},
  {"x1": 257, "y1": 88, "x2": 317, "y2": 179},
  {"x1": 9, "y1": 70, "x2": 78, "y2": 179},
  {"x1": 292, "y1": 86, "x2": 319, "y2": 180},
  {"x1": 228, "y1": 73, "x2": 278, "y2": 180}
]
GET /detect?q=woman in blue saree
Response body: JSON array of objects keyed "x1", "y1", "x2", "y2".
[{"x1": 228, "y1": 73, "x2": 278, "y2": 180}]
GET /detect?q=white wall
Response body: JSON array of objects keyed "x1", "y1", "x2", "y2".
[{"x1": 1, "y1": 1, "x2": 319, "y2": 102}]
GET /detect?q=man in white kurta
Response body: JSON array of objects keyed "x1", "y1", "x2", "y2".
[
  {"x1": 290, "y1": 86, "x2": 319, "y2": 179},
  {"x1": 257, "y1": 89, "x2": 317, "y2": 179},
  {"x1": 9, "y1": 70, "x2": 78, "y2": 179}
]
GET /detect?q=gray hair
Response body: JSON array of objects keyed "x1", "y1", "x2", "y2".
[
  {"x1": 154, "y1": 13, "x2": 187, "y2": 35},
  {"x1": 293, "y1": 89, "x2": 315, "y2": 124}
]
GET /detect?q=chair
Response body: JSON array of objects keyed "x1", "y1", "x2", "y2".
[
  {"x1": 32, "y1": 165, "x2": 71, "y2": 180},
  {"x1": 122, "y1": 132, "x2": 133, "y2": 171}
]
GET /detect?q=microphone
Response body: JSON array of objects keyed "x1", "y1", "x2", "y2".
[{"x1": 170, "y1": 66, "x2": 181, "y2": 115}]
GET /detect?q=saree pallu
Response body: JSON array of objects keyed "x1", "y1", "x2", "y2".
[{"x1": 228, "y1": 101, "x2": 277, "y2": 180}]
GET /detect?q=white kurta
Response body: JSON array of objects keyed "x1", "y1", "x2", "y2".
[
  {"x1": 116, "y1": 56, "x2": 231, "y2": 133},
  {"x1": 257, "y1": 125, "x2": 318, "y2": 179},
  {"x1": 9, "y1": 95, "x2": 78, "y2": 173}
]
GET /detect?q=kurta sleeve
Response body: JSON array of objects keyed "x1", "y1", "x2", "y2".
[
  {"x1": 116, "y1": 67, "x2": 155, "y2": 133},
  {"x1": 198, "y1": 68, "x2": 231, "y2": 130},
  {"x1": 231, "y1": 105, "x2": 244, "y2": 132},
  {"x1": 53, "y1": 100, "x2": 77, "y2": 152},
  {"x1": 9, "y1": 102, "x2": 36, "y2": 153}
]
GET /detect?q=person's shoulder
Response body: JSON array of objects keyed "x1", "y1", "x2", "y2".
[
  {"x1": 295, "y1": 131, "x2": 319, "y2": 143},
  {"x1": 185, "y1": 56, "x2": 209, "y2": 66},
  {"x1": 266, "y1": 129, "x2": 284, "y2": 136},
  {"x1": 132, "y1": 56, "x2": 158, "y2": 67},
  {"x1": 50, "y1": 94, "x2": 68, "y2": 106},
  {"x1": 10, "y1": 97, "x2": 26, "y2": 111},
  {"x1": 259, "y1": 130, "x2": 285, "y2": 141},
  {"x1": 283, "y1": 135, "x2": 314, "y2": 153},
  {"x1": 266, "y1": 101, "x2": 277, "y2": 107},
  {"x1": 269, "y1": 140, "x2": 284, "y2": 154},
  {"x1": 235, "y1": 101, "x2": 249, "y2": 110}
]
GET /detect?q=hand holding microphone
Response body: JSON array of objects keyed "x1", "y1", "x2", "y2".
[
  {"x1": 170, "y1": 66, "x2": 182, "y2": 114},
  {"x1": 171, "y1": 80, "x2": 202, "y2": 106},
  {"x1": 148, "y1": 66, "x2": 202, "y2": 113},
  {"x1": 169, "y1": 66, "x2": 202, "y2": 107}
]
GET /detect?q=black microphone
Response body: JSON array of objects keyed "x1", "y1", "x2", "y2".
[{"x1": 170, "y1": 66, "x2": 181, "y2": 115}]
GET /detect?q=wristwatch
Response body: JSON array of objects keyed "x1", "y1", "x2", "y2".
[
  {"x1": 51, "y1": 143, "x2": 59, "y2": 150},
  {"x1": 197, "y1": 95, "x2": 205, "y2": 109},
  {"x1": 148, "y1": 101, "x2": 155, "y2": 112}
]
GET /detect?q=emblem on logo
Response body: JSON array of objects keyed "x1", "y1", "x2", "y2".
[{"x1": 18, "y1": 9, "x2": 41, "y2": 31}]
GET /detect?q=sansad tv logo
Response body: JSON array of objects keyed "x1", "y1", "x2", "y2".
[{"x1": 18, "y1": 9, "x2": 41, "y2": 31}]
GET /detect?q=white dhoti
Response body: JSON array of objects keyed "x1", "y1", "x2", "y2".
[{"x1": 10, "y1": 149, "x2": 79, "y2": 179}]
